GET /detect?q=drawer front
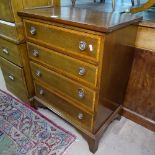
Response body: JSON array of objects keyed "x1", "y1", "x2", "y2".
[
  {"x1": 25, "y1": 20, "x2": 101, "y2": 63},
  {"x1": 0, "y1": 57, "x2": 28, "y2": 101},
  {"x1": 31, "y1": 62, "x2": 96, "y2": 111},
  {"x1": 0, "y1": 0, "x2": 14, "y2": 22},
  {"x1": 28, "y1": 42, "x2": 98, "y2": 87},
  {"x1": 35, "y1": 83, "x2": 93, "y2": 131},
  {"x1": 0, "y1": 21, "x2": 24, "y2": 42},
  {"x1": 0, "y1": 38, "x2": 22, "y2": 66}
]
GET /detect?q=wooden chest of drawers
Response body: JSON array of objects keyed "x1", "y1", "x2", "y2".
[
  {"x1": 0, "y1": 0, "x2": 52, "y2": 102},
  {"x1": 19, "y1": 7, "x2": 142, "y2": 153}
]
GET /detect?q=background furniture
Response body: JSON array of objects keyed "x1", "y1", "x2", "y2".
[
  {"x1": 130, "y1": 0, "x2": 155, "y2": 13},
  {"x1": 71, "y1": 0, "x2": 139, "y2": 9},
  {"x1": 0, "y1": 0, "x2": 53, "y2": 102}
]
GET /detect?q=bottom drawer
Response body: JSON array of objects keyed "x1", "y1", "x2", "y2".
[
  {"x1": 35, "y1": 82, "x2": 93, "y2": 132},
  {"x1": 0, "y1": 57, "x2": 28, "y2": 101}
]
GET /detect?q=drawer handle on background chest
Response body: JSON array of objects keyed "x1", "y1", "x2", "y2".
[
  {"x1": 78, "y1": 88, "x2": 85, "y2": 99},
  {"x1": 2, "y1": 48, "x2": 9, "y2": 55},
  {"x1": 36, "y1": 70, "x2": 41, "y2": 77},
  {"x1": 79, "y1": 67, "x2": 86, "y2": 76},
  {"x1": 32, "y1": 49, "x2": 39, "y2": 57},
  {"x1": 30, "y1": 26, "x2": 37, "y2": 35},
  {"x1": 39, "y1": 89, "x2": 44, "y2": 95},
  {"x1": 8, "y1": 75, "x2": 15, "y2": 81},
  {"x1": 78, "y1": 113, "x2": 84, "y2": 120},
  {"x1": 79, "y1": 41, "x2": 87, "y2": 51}
]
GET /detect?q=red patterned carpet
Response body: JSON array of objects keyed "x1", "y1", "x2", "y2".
[{"x1": 0, "y1": 89, "x2": 76, "y2": 155}]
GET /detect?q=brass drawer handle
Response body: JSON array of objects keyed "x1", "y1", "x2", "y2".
[
  {"x1": 78, "y1": 88, "x2": 85, "y2": 99},
  {"x1": 32, "y1": 49, "x2": 39, "y2": 57},
  {"x1": 30, "y1": 26, "x2": 37, "y2": 35},
  {"x1": 79, "y1": 67, "x2": 86, "y2": 76},
  {"x1": 79, "y1": 41, "x2": 87, "y2": 51},
  {"x1": 2, "y1": 48, "x2": 9, "y2": 55},
  {"x1": 39, "y1": 89, "x2": 44, "y2": 95},
  {"x1": 36, "y1": 70, "x2": 41, "y2": 77},
  {"x1": 8, "y1": 75, "x2": 15, "y2": 81},
  {"x1": 78, "y1": 113, "x2": 84, "y2": 120}
]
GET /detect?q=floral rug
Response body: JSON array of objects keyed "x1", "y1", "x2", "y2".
[{"x1": 0, "y1": 89, "x2": 76, "y2": 155}]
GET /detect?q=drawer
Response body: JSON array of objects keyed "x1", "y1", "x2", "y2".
[
  {"x1": 31, "y1": 62, "x2": 96, "y2": 111},
  {"x1": 0, "y1": 20, "x2": 24, "y2": 43},
  {"x1": 35, "y1": 83, "x2": 93, "y2": 131},
  {"x1": 25, "y1": 20, "x2": 101, "y2": 63},
  {"x1": 0, "y1": 57, "x2": 28, "y2": 101},
  {"x1": 28, "y1": 42, "x2": 98, "y2": 87},
  {"x1": 0, "y1": 38, "x2": 22, "y2": 66}
]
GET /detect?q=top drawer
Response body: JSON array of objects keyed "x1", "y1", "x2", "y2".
[{"x1": 24, "y1": 20, "x2": 102, "y2": 63}]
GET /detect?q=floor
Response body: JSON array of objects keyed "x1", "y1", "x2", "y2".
[{"x1": 0, "y1": 66, "x2": 155, "y2": 155}]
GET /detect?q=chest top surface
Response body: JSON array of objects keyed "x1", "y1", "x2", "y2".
[{"x1": 18, "y1": 6, "x2": 142, "y2": 33}]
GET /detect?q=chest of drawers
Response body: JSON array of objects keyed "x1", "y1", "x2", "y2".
[
  {"x1": 18, "y1": 7, "x2": 142, "y2": 153},
  {"x1": 0, "y1": 0, "x2": 52, "y2": 103}
]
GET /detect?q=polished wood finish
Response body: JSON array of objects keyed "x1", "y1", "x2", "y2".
[
  {"x1": 27, "y1": 42, "x2": 98, "y2": 88},
  {"x1": 18, "y1": 7, "x2": 142, "y2": 33},
  {"x1": 0, "y1": 0, "x2": 53, "y2": 103},
  {"x1": 94, "y1": 25, "x2": 138, "y2": 132},
  {"x1": 19, "y1": 44, "x2": 34, "y2": 99},
  {"x1": 0, "y1": 21, "x2": 24, "y2": 43},
  {"x1": 19, "y1": 7, "x2": 141, "y2": 153},
  {"x1": 0, "y1": 38, "x2": 34, "y2": 102},
  {"x1": 0, "y1": 38, "x2": 22, "y2": 66},
  {"x1": 25, "y1": 20, "x2": 101, "y2": 64},
  {"x1": 0, "y1": 57, "x2": 28, "y2": 101},
  {"x1": 135, "y1": 25, "x2": 155, "y2": 51},
  {"x1": 31, "y1": 62, "x2": 96, "y2": 111},
  {"x1": 122, "y1": 21, "x2": 155, "y2": 131},
  {"x1": 35, "y1": 82, "x2": 93, "y2": 131},
  {"x1": 124, "y1": 48, "x2": 155, "y2": 121}
]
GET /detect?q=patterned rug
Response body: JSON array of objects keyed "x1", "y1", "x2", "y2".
[{"x1": 0, "y1": 89, "x2": 76, "y2": 155}]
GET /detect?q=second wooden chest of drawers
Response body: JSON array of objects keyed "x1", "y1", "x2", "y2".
[{"x1": 0, "y1": 0, "x2": 53, "y2": 103}]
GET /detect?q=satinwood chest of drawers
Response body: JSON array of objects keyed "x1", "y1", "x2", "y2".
[
  {"x1": 0, "y1": 0, "x2": 52, "y2": 102},
  {"x1": 18, "y1": 7, "x2": 142, "y2": 153}
]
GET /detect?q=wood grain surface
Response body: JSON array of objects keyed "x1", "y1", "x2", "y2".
[{"x1": 124, "y1": 48, "x2": 155, "y2": 121}]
